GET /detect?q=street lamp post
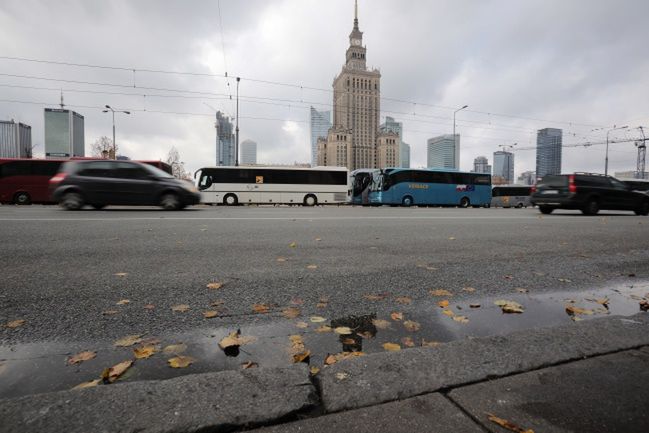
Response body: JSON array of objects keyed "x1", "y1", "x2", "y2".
[
  {"x1": 605, "y1": 125, "x2": 628, "y2": 176},
  {"x1": 102, "y1": 105, "x2": 130, "y2": 160},
  {"x1": 453, "y1": 105, "x2": 468, "y2": 168},
  {"x1": 235, "y1": 77, "x2": 240, "y2": 167}
]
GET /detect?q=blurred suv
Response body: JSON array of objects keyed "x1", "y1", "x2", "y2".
[
  {"x1": 531, "y1": 173, "x2": 649, "y2": 216},
  {"x1": 50, "y1": 160, "x2": 201, "y2": 210}
]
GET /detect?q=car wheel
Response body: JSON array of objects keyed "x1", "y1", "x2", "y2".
[
  {"x1": 402, "y1": 196, "x2": 413, "y2": 207},
  {"x1": 303, "y1": 194, "x2": 317, "y2": 207},
  {"x1": 160, "y1": 193, "x2": 181, "y2": 210},
  {"x1": 582, "y1": 199, "x2": 599, "y2": 215},
  {"x1": 60, "y1": 191, "x2": 84, "y2": 210},
  {"x1": 459, "y1": 197, "x2": 470, "y2": 208},
  {"x1": 223, "y1": 193, "x2": 238, "y2": 206},
  {"x1": 539, "y1": 206, "x2": 554, "y2": 214},
  {"x1": 91, "y1": 204, "x2": 106, "y2": 210},
  {"x1": 14, "y1": 192, "x2": 31, "y2": 205},
  {"x1": 635, "y1": 200, "x2": 649, "y2": 216}
]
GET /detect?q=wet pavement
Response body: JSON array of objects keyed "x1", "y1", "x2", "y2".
[{"x1": 2, "y1": 279, "x2": 647, "y2": 399}]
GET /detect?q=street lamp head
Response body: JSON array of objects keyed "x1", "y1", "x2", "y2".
[
  {"x1": 105, "y1": 104, "x2": 111, "y2": 109},
  {"x1": 461, "y1": 105, "x2": 468, "y2": 109},
  {"x1": 124, "y1": 111, "x2": 131, "y2": 115},
  {"x1": 102, "y1": 110, "x2": 108, "y2": 113}
]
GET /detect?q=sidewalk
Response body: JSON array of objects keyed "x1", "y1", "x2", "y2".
[{"x1": 2, "y1": 313, "x2": 649, "y2": 433}]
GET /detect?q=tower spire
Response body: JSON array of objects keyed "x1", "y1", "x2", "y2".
[{"x1": 354, "y1": 0, "x2": 358, "y2": 30}]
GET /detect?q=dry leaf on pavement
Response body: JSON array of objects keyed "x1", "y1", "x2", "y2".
[
  {"x1": 203, "y1": 310, "x2": 218, "y2": 318},
  {"x1": 162, "y1": 343, "x2": 187, "y2": 355},
  {"x1": 364, "y1": 293, "x2": 388, "y2": 301},
  {"x1": 315, "y1": 325, "x2": 332, "y2": 333},
  {"x1": 310, "y1": 366, "x2": 320, "y2": 375},
  {"x1": 357, "y1": 331, "x2": 374, "y2": 339},
  {"x1": 101, "y1": 360, "x2": 133, "y2": 383},
  {"x1": 335, "y1": 372, "x2": 349, "y2": 380},
  {"x1": 241, "y1": 361, "x2": 258, "y2": 369},
  {"x1": 390, "y1": 312, "x2": 404, "y2": 321},
  {"x1": 292, "y1": 350, "x2": 311, "y2": 363},
  {"x1": 565, "y1": 305, "x2": 594, "y2": 316},
  {"x1": 429, "y1": 289, "x2": 453, "y2": 297},
  {"x1": 295, "y1": 321, "x2": 309, "y2": 328},
  {"x1": 116, "y1": 299, "x2": 130, "y2": 305},
  {"x1": 462, "y1": 287, "x2": 475, "y2": 293},
  {"x1": 324, "y1": 351, "x2": 365, "y2": 365},
  {"x1": 282, "y1": 307, "x2": 301, "y2": 319},
  {"x1": 403, "y1": 320, "x2": 420, "y2": 332},
  {"x1": 102, "y1": 310, "x2": 119, "y2": 316},
  {"x1": 252, "y1": 303, "x2": 270, "y2": 314},
  {"x1": 442, "y1": 309, "x2": 455, "y2": 317},
  {"x1": 6, "y1": 319, "x2": 25, "y2": 329},
  {"x1": 218, "y1": 330, "x2": 256, "y2": 350},
  {"x1": 276, "y1": 257, "x2": 287, "y2": 262},
  {"x1": 558, "y1": 278, "x2": 572, "y2": 283},
  {"x1": 114, "y1": 334, "x2": 143, "y2": 347},
  {"x1": 168, "y1": 356, "x2": 195, "y2": 368},
  {"x1": 310, "y1": 316, "x2": 326, "y2": 323},
  {"x1": 486, "y1": 413, "x2": 535, "y2": 433},
  {"x1": 470, "y1": 303, "x2": 481, "y2": 308},
  {"x1": 171, "y1": 304, "x2": 190, "y2": 312},
  {"x1": 494, "y1": 300, "x2": 525, "y2": 314},
  {"x1": 72, "y1": 379, "x2": 101, "y2": 390},
  {"x1": 421, "y1": 339, "x2": 440, "y2": 347},
  {"x1": 206, "y1": 282, "x2": 223, "y2": 290},
  {"x1": 67, "y1": 351, "x2": 96, "y2": 365},
  {"x1": 372, "y1": 319, "x2": 391, "y2": 329},
  {"x1": 382, "y1": 342, "x2": 401, "y2": 352},
  {"x1": 402, "y1": 337, "x2": 415, "y2": 347},
  {"x1": 289, "y1": 242, "x2": 297, "y2": 248},
  {"x1": 317, "y1": 297, "x2": 329, "y2": 308},
  {"x1": 133, "y1": 346, "x2": 156, "y2": 359},
  {"x1": 438, "y1": 300, "x2": 450, "y2": 308},
  {"x1": 515, "y1": 288, "x2": 529, "y2": 293},
  {"x1": 114, "y1": 273, "x2": 128, "y2": 277},
  {"x1": 334, "y1": 326, "x2": 353, "y2": 335},
  {"x1": 306, "y1": 264, "x2": 318, "y2": 270},
  {"x1": 143, "y1": 304, "x2": 155, "y2": 310},
  {"x1": 395, "y1": 296, "x2": 412, "y2": 304},
  {"x1": 452, "y1": 315, "x2": 469, "y2": 323}
]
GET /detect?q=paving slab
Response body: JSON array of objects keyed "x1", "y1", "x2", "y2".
[
  {"x1": 0, "y1": 364, "x2": 316, "y2": 433},
  {"x1": 318, "y1": 313, "x2": 649, "y2": 413},
  {"x1": 250, "y1": 393, "x2": 484, "y2": 433},
  {"x1": 449, "y1": 349, "x2": 649, "y2": 433}
]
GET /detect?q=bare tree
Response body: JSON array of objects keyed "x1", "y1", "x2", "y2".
[
  {"x1": 91, "y1": 136, "x2": 115, "y2": 159},
  {"x1": 166, "y1": 146, "x2": 189, "y2": 179}
]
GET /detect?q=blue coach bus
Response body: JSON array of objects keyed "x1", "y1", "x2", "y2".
[
  {"x1": 368, "y1": 168, "x2": 492, "y2": 207},
  {"x1": 349, "y1": 169, "x2": 374, "y2": 205}
]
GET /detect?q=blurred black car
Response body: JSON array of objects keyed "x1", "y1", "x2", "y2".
[
  {"x1": 531, "y1": 173, "x2": 649, "y2": 215},
  {"x1": 49, "y1": 160, "x2": 201, "y2": 210}
]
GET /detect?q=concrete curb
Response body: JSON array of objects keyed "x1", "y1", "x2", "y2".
[
  {"x1": 316, "y1": 312, "x2": 649, "y2": 413},
  {"x1": 0, "y1": 364, "x2": 317, "y2": 433}
]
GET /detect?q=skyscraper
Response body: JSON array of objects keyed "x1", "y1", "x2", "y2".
[
  {"x1": 240, "y1": 139, "x2": 257, "y2": 165},
  {"x1": 318, "y1": 0, "x2": 382, "y2": 170},
  {"x1": 400, "y1": 142, "x2": 410, "y2": 168},
  {"x1": 310, "y1": 107, "x2": 331, "y2": 167},
  {"x1": 427, "y1": 134, "x2": 459, "y2": 169},
  {"x1": 44, "y1": 108, "x2": 84, "y2": 158},
  {"x1": 536, "y1": 128, "x2": 562, "y2": 177},
  {"x1": 517, "y1": 170, "x2": 536, "y2": 185},
  {"x1": 0, "y1": 120, "x2": 32, "y2": 158},
  {"x1": 380, "y1": 116, "x2": 403, "y2": 168},
  {"x1": 216, "y1": 111, "x2": 235, "y2": 166},
  {"x1": 473, "y1": 156, "x2": 491, "y2": 174},
  {"x1": 493, "y1": 151, "x2": 515, "y2": 184}
]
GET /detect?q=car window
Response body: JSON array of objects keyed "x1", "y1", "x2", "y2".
[
  {"x1": 609, "y1": 178, "x2": 628, "y2": 190},
  {"x1": 115, "y1": 162, "x2": 150, "y2": 180},
  {"x1": 76, "y1": 161, "x2": 115, "y2": 178}
]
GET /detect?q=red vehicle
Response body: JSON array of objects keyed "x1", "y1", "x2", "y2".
[{"x1": 0, "y1": 158, "x2": 173, "y2": 204}]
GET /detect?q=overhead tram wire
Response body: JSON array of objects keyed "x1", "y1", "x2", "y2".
[{"x1": 0, "y1": 55, "x2": 606, "y2": 128}]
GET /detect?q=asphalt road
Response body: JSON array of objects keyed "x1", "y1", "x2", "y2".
[{"x1": 1, "y1": 204, "x2": 647, "y2": 342}]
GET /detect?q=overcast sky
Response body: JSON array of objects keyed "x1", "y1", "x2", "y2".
[{"x1": 1, "y1": 0, "x2": 648, "y2": 177}]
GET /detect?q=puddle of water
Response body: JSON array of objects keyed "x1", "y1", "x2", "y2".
[{"x1": 1, "y1": 281, "x2": 647, "y2": 399}]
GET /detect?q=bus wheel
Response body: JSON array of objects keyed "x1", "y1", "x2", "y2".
[
  {"x1": 402, "y1": 196, "x2": 413, "y2": 207},
  {"x1": 459, "y1": 197, "x2": 470, "y2": 208},
  {"x1": 303, "y1": 194, "x2": 317, "y2": 206},
  {"x1": 14, "y1": 192, "x2": 31, "y2": 205},
  {"x1": 224, "y1": 194, "x2": 238, "y2": 206}
]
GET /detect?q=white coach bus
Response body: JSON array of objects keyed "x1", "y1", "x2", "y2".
[{"x1": 195, "y1": 166, "x2": 349, "y2": 206}]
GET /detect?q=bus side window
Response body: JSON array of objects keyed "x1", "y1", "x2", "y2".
[{"x1": 199, "y1": 175, "x2": 213, "y2": 190}]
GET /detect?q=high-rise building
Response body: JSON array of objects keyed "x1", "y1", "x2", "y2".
[
  {"x1": 318, "y1": 1, "x2": 381, "y2": 170},
  {"x1": 400, "y1": 142, "x2": 410, "y2": 168},
  {"x1": 493, "y1": 151, "x2": 514, "y2": 184},
  {"x1": 376, "y1": 130, "x2": 399, "y2": 168},
  {"x1": 216, "y1": 111, "x2": 235, "y2": 166},
  {"x1": 517, "y1": 170, "x2": 536, "y2": 185},
  {"x1": 44, "y1": 108, "x2": 84, "y2": 158},
  {"x1": 0, "y1": 120, "x2": 32, "y2": 158},
  {"x1": 473, "y1": 156, "x2": 491, "y2": 174},
  {"x1": 240, "y1": 139, "x2": 257, "y2": 165},
  {"x1": 427, "y1": 134, "x2": 459, "y2": 169},
  {"x1": 536, "y1": 128, "x2": 562, "y2": 177},
  {"x1": 380, "y1": 116, "x2": 403, "y2": 167},
  {"x1": 310, "y1": 107, "x2": 331, "y2": 167}
]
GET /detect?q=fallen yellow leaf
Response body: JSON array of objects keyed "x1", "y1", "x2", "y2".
[
  {"x1": 306, "y1": 264, "x2": 318, "y2": 270},
  {"x1": 282, "y1": 307, "x2": 301, "y2": 319},
  {"x1": 310, "y1": 366, "x2": 320, "y2": 375},
  {"x1": 203, "y1": 310, "x2": 218, "y2": 318},
  {"x1": 315, "y1": 325, "x2": 332, "y2": 333},
  {"x1": 6, "y1": 319, "x2": 25, "y2": 329},
  {"x1": 390, "y1": 312, "x2": 404, "y2": 321},
  {"x1": 116, "y1": 299, "x2": 130, "y2": 305},
  {"x1": 241, "y1": 361, "x2": 258, "y2": 369},
  {"x1": 72, "y1": 379, "x2": 101, "y2": 390},
  {"x1": 324, "y1": 351, "x2": 365, "y2": 365},
  {"x1": 102, "y1": 310, "x2": 119, "y2": 316},
  {"x1": 429, "y1": 289, "x2": 453, "y2": 297},
  {"x1": 289, "y1": 242, "x2": 297, "y2": 248},
  {"x1": 335, "y1": 372, "x2": 349, "y2": 380},
  {"x1": 402, "y1": 337, "x2": 415, "y2": 347},
  {"x1": 364, "y1": 293, "x2": 388, "y2": 301},
  {"x1": 421, "y1": 339, "x2": 441, "y2": 347},
  {"x1": 67, "y1": 351, "x2": 96, "y2": 365},
  {"x1": 171, "y1": 304, "x2": 190, "y2": 312},
  {"x1": 462, "y1": 287, "x2": 476, "y2": 293},
  {"x1": 162, "y1": 343, "x2": 187, "y2": 355},
  {"x1": 317, "y1": 297, "x2": 329, "y2": 308},
  {"x1": 342, "y1": 337, "x2": 356, "y2": 345},
  {"x1": 395, "y1": 296, "x2": 412, "y2": 304},
  {"x1": 494, "y1": 300, "x2": 525, "y2": 314},
  {"x1": 438, "y1": 300, "x2": 450, "y2": 308},
  {"x1": 315, "y1": 237, "x2": 322, "y2": 241},
  {"x1": 101, "y1": 360, "x2": 133, "y2": 383},
  {"x1": 334, "y1": 326, "x2": 353, "y2": 335},
  {"x1": 206, "y1": 282, "x2": 223, "y2": 289},
  {"x1": 452, "y1": 315, "x2": 469, "y2": 324},
  {"x1": 486, "y1": 413, "x2": 535, "y2": 433},
  {"x1": 403, "y1": 320, "x2": 421, "y2": 332},
  {"x1": 133, "y1": 345, "x2": 156, "y2": 359},
  {"x1": 442, "y1": 309, "x2": 455, "y2": 317},
  {"x1": 372, "y1": 319, "x2": 391, "y2": 329},
  {"x1": 252, "y1": 303, "x2": 270, "y2": 314},
  {"x1": 310, "y1": 316, "x2": 326, "y2": 323},
  {"x1": 168, "y1": 356, "x2": 195, "y2": 368},
  {"x1": 143, "y1": 304, "x2": 155, "y2": 310},
  {"x1": 558, "y1": 278, "x2": 572, "y2": 283},
  {"x1": 292, "y1": 350, "x2": 311, "y2": 363},
  {"x1": 565, "y1": 305, "x2": 594, "y2": 316},
  {"x1": 276, "y1": 257, "x2": 287, "y2": 262},
  {"x1": 448, "y1": 236, "x2": 456, "y2": 240},
  {"x1": 114, "y1": 272, "x2": 128, "y2": 277},
  {"x1": 114, "y1": 334, "x2": 143, "y2": 347},
  {"x1": 382, "y1": 342, "x2": 401, "y2": 352},
  {"x1": 295, "y1": 321, "x2": 309, "y2": 328},
  {"x1": 218, "y1": 330, "x2": 256, "y2": 350}
]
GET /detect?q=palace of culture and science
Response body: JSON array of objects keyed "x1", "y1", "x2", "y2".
[{"x1": 316, "y1": 1, "x2": 399, "y2": 171}]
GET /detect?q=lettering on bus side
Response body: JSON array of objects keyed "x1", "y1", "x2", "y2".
[{"x1": 408, "y1": 183, "x2": 429, "y2": 189}]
